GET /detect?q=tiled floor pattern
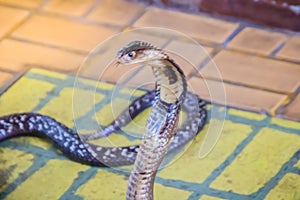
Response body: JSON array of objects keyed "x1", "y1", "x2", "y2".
[
  {"x1": 0, "y1": 69, "x2": 299, "y2": 200},
  {"x1": 0, "y1": 0, "x2": 300, "y2": 199}
]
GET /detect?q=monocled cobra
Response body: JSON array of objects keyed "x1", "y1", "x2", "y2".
[{"x1": 0, "y1": 41, "x2": 207, "y2": 200}]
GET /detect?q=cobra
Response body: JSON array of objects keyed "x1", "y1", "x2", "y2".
[{"x1": 0, "y1": 41, "x2": 207, "y2": 199}]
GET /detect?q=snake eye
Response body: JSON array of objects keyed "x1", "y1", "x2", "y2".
[{"x1": 127, "y1": 51, "x2": 136, "y2": 58}]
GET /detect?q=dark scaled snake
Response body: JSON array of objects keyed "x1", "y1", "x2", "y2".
[{"x1": 0, "y1": 41, "x2": 207, "y2": 200}]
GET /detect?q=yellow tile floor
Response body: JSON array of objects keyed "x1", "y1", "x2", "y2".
[{"x1": 0, "y1": 69, "x2": 299, "y2": 200}]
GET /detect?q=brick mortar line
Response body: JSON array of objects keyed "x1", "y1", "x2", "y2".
[
  {"x1": 0, "y1": 2, "x2": 37, "y2": 11},
  {"x1": 128, "y1": 4, "x2": 300, "y2": 63},
  {"x1": 221, "y1": 24, "x2": 246, "y2": 48},
  {"x1": 3, "y1": 2, "x2": 300, "y2": 70},
  {"x1": 0, "y1": 0, "x2": 50, "y2": 41},
  {"x1": 197, "y1": 75, "x2": 292, "y2": 96},
  {"x1": 0, "y1": 66, "x2": 19, "y2": 74},
  {"x1": 9, "y1": 36, "x2": 89, "y2": 55},
  {"x1": 269, "y1": 39, "x2": 288, "y2": 57},
  {"x1": 81, "y1": 0, "x2": 104, "y2": 18},
  {"x1": 121, "y1": 5, "x2": 148, "y2": 31},
  {"x1": 33, "y1": 9, "x2": 123, "y2": 30},
  {"x1": 225, "y1": 47, "x2": 300, "y2": 65},
  {"x1": 193, "y1": 46, "x2": 300, "y2": 95}
]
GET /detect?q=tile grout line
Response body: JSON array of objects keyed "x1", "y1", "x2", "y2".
[
  {"x1": 187, "y1": 116, "x2": 271, "y2": 199},
  {"x1": 225, "y1": 45, "x2": 300, "y2": 65},
  {"x1": 1, "y1": 69, "x2": 298, "y2": 198},
  {"x1": 9, "y1": 36, "x2": 89, "y2": 55},
  {"x1": 1, "y1": 0, "x2": 51, "y2": 41},
  {"x1": 0, "y1": 142, "x2": 65, "y2": 199},
  {"x1": 269, "y1": 38, "x2": 288, "y2": 57},
  {"x1": 25, "y1": 69, "x2": 300, "y2": 128},
  {"x1": 81, "y1": 0, "x2": 104, "y2": 18},
  {"x1": 221, "y1": 23, "x2": 246, "y2": 48},
  {"x1": 120, "y1": 4, "x2": 148, "y2": 31},
  {"x1": 253, "y1": 150, "x2": 300, "y2": 199},
  {"x1": 202, "y1": 75, "x2": 292, "y2": 95},
  {"x1": 201, "y1": 117, "x2": 271, "y2": 187},
  {"x1": 59, "y1": 167, "x2": 99, "y2": 200}
]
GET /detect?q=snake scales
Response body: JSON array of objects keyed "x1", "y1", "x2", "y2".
[{"x1": 0, "y1": 41, "x2": 207, "y2": 199}]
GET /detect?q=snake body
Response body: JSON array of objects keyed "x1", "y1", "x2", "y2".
[{"x1": 0, "y1": 41, "x2": 207, "y2": 199}]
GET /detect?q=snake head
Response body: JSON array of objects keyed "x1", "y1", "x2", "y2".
[{"x1": 116, "y1": 41, "x2": 167, "y2": 65}]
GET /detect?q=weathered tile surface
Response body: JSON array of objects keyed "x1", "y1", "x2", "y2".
[
  {"x1": 265, "y1": 173, "x2": 300, "y2": 200},
  {"x1": 0, "y1": 0, "x2": 300, "y2": 199},
  {"x1": 188, "y1": 77, "x2": 287, "y2": 114},
  {"x1": 79, "y1": 30, "x2": 169, "y2": 80},
  {"x1": 0, "y1": 39, "x2": 85, "y2": 71},
  {"x1": 228, "y1": 27, "x2": 287, "y2": 55},
  {"x1": 211, "y1": 128, "x2": 300, "y2": 194},
  {"x1": 165, "y1": 39, "x2": 213, "y2": 68},
  {"x1": 134, "y1": 8, "x2": 239, "y2": 43},
  {"x1": 201, "y1": 50, "x2": 300, "y2": 93},
  {"x1": 0, "y1": 6, "x2": 28, "y2": 38},
  {"x1": 6, "y1": 160, "x2": 89, "y2": 199},
  {"x1": 87, "y1": 0, "x2": 145, "y2": 26},
  {"x1": 0, "y1": 69, "x2": 299, "y2": 200},
  {"x1": 43, "y1": 0, "x2": 95, "y2": 16},
  {"x1": 0, "y1": 0, "x2": 42, "y2": 8},
  {"x1": 12, "y1": 14, "x2": 118, "y2": 52},
  {"x1": 276, "y1": 36, "x2": 300, "y2": 62}
]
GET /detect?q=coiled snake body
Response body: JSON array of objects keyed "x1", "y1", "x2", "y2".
[{"x1": 0, "y1": 41, "x2": 207, "y2": 200}]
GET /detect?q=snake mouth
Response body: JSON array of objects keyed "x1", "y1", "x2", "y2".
[{"x1": 112, "y1": 60, "x2": 121, "y2": 68}]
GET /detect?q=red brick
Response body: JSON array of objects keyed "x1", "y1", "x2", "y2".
[
  {"x1": 228, "y1": 27, "x2": 287, "y2": 55},
  {"x1": 201, "y1": 50, "x2": 300, "y2": 93},
  {"x1": 0, "y1": 39, "x2": 85, "y2": 72},
  {"x1": 282, "y1": 94, "x2": 300, "y2": 121},
  {"x1": 0, "y1": 6, "x2": 29, "y2": 38},
  {"x1": 134, "y1": 8, "x2": 239, "y2": 43},
  {"x1": 87, "y1": 0, "x2": 145, "y2": 26},
  {"x1": 189, "y1": 77, "x2": 287, "y2": 114},
  {"x1": 43, "y1": 0, "x2": 95, "y2": 16},
  {"x1": 12, "y1": 14, "x2": 118, "y2": 52},
  {"x1": 276, "y1": 36, "x2": 300, "y2": 63}
]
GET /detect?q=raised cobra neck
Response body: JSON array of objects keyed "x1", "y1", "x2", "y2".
[{"x1": 126, "y1": 51, "x2": 187, "y2": 200}]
